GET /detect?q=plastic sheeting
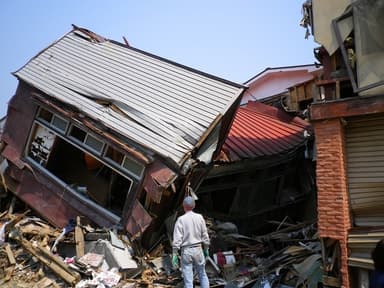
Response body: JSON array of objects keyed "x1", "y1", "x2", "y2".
[
  {"x1": 312, "y1": 0, "x2": 352, "y2": 55},
  {"x1": 354, "y1": 0, "x2": 384, "y2": 95}
]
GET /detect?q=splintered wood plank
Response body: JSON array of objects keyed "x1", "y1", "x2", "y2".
[
  {"x1": 75, "y1": 216, "x2": 84, "y2": 257},
  {"x1": 4, "y1": 265, "x2": 15, "y2": 281},
  {"x1": 0, "y1": 210, "x2": 8, "y2": 219},
  {"x1": 19, "y1": 223, "x2": 61, "y2": 238},
  {"x1": 18, "y1": 237, "x2": 80, "y2": 285},
  {"x1": 5, "y1": 243, "x2": 16, "y2": 265},
  {"x1": 33, "y1": 277, "x2": 54, "y2": 288}
]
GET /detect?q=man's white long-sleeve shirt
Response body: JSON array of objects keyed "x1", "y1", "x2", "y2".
[{"x1": 172, "y1": 211, "x2": 210, "y2": 253}]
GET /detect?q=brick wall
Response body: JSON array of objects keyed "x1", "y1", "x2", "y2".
[{"x1": 313, "y1": 118, "x2": 352, "y2": 287}]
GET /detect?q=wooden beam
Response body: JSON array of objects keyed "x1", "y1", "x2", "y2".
[
  {"x1": 17, "y1": 236, "x2": 81, "y2": 285},
  {"x1": 75, "y1": 216, "x2": 85, "y2": 257},
  {"x1": 4, "y1": 243, "x2": 16, "y2": 265},
  {"x1": 310, "y1": 95, "x2": 384, "y2": 121}
]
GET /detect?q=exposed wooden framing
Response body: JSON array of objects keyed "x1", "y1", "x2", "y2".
[{"x1": 310, "y1": 95, "x2": 384, "y2": 121}]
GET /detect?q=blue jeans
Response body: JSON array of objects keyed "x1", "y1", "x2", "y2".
[{"x1": 181, "y1": 246, "x2": 209, "y2": 288}]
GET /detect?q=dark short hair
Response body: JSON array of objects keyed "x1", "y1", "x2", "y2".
[{"x1": 372, "y1": 239, "x2": 384, "y2": 271}]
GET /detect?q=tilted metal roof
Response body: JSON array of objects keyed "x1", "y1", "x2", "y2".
[
  {"x1": 14, "y1": 27, "x2": 245, "y2": 166},
  {"x1": 220, "y1": 102, "x2": 311, "y2": 161}
]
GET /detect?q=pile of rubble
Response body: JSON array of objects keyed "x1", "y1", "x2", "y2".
[
  {"x1": 0, "y1": 205, "x2": 322, "y2": 288},
  {"x1": 204, "y1": 219, "x2": 322, "y2": 287}
]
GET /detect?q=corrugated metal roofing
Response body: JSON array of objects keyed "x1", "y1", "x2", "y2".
[
  {"x1": 14, "y1": 27, "x2": 245, "y2": 166},
  {"x1": 221, "y1": 102, "x2": 311, "y2": 161}
]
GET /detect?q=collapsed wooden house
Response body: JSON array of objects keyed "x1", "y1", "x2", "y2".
[
  {"x1": 196, "y1": 101, "x2": 316, "y2": 235},
  {"x1": 0, "y1": 25, "x2": 246, "y2": 248}
]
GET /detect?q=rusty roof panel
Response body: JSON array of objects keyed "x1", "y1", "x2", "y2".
[{"x1": 221, "y1": 102, "x2": 311, "y2": 161}]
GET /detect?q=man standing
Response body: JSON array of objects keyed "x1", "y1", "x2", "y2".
[{"x1": 172, "y1": 196, "x2": 210, "y2": 288}]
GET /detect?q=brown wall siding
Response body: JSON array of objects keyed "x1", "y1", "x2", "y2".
[
  {"x1": 313, "y1": 118, "x2": 351, "y2": 287},
  {"x1": 2, "y1": 82, "x2": 38, "y2": 153},
  {"x1": 4, "y1": 162, "x2": 118, "y2": 229},
  {"x1": 9, "y1": 164, "x2": 79, "y2": 228},
  {"x1": 1, "y1": 83, "x2": 119, "y2": 229}
]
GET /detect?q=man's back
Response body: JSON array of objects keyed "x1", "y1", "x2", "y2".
[
  {"x1": 172, "y1": 196, "x2": 210, "y2": 288},
  {"x1": 173, "y1": 211, "x2": 209, "y2": 249}
]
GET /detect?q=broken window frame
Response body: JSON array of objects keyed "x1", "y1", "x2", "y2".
[
  {"x1": 34, "y1": 107, "x2": 145, "y2": 180},
  {"x1": 25, "y1": 123, "x2": 123, "y2": 222},
  {"x1": 25, "y1": 106, "x2": 148, "y2": 218},
  {"x1": 37, "y1": 108, "x2": 69, "y2": 134},
  {"x1": 68, "y1": 125, "x2": 105, "y2": 155},
  {"x1": 332, "y1": 3, "x2": 384, "y2": 94}
]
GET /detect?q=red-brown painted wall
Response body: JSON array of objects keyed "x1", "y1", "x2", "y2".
[
  {"x1": 2, "y1": 82, "x2": 37, "y2": 152},
  {"x1": 1, "y1": 83, "x2": 118, "y2": 229}
]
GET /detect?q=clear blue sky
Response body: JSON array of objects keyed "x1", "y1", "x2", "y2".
[{"x1": 0, "y1": 0, "x2": 317, "y2": 117}]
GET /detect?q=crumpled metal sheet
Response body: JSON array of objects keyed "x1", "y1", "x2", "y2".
[
  {"x1": 143, "y1": 161, "x2": 176, "y2": 203},
  {"x1": 125, "y1": 199, "x2": 153, "y2": 238},
  {"x1": 292, "y1": 254, "x2": 322, "y2": 286}
]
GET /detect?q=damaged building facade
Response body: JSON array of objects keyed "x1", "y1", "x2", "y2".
[
  {"x1": 301, "y1": 0, "x2": 384, "y2": 287},
  {"x1": 0, "y1": 26, "x2": 246, "y2": 248},
  {"x1": 197, "y1": 101, "x2": 317, "y2": 236},
  {"x1": 241, "y1": 64, "x2": 322, "y2": 112}
]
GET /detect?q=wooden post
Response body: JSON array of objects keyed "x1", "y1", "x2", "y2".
[
  {"x1": 4, "y1": 243, "x2": 16, "y2": 265},
  {"x1": 75, "y1": 216, "x2": 85, "y2": 257}
]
